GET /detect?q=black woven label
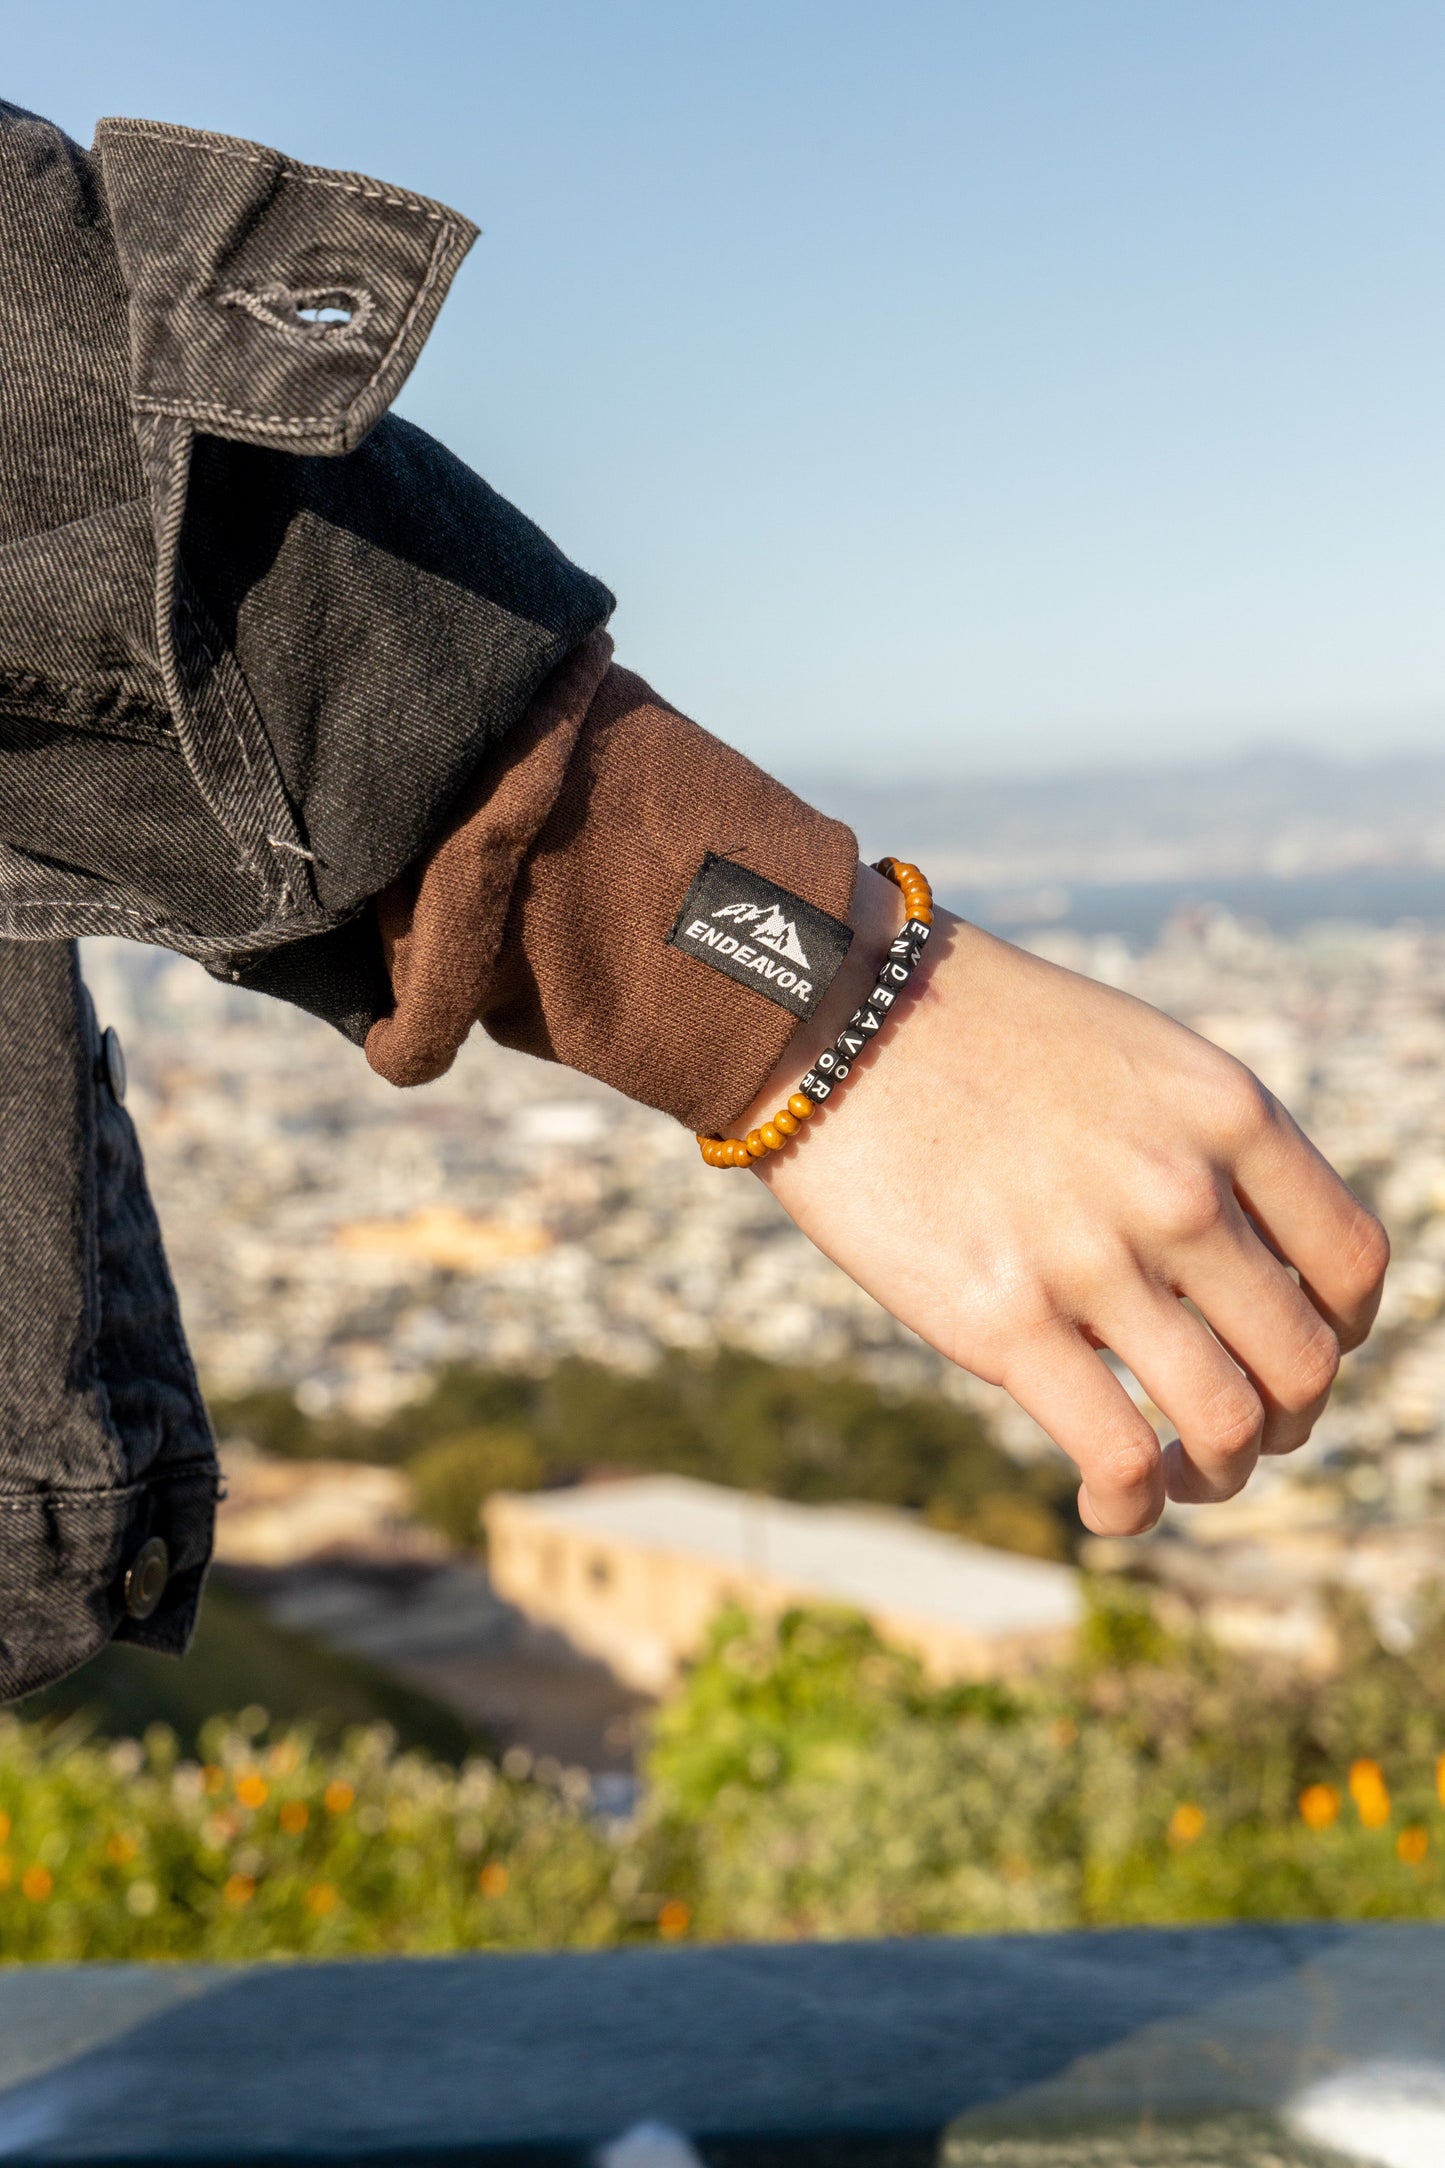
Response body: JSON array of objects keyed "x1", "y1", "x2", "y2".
[{"x1": 666, "y1": 854, "x2": 853, "y2": 1021}]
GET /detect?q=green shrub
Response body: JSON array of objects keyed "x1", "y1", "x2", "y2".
[
  {"x1": 647, "y1": 1608, "x2": 1075, "y2": 1938},
  {"x1": 407, "y1": 1427, "x2": 544, "y2": 1549},
  {"x1": 0, "y1": 1712, "x2": 637, "y2": 1963},
  {"x1": 16, "y1": 1579, "x2": 1445, "y2": 1962}
]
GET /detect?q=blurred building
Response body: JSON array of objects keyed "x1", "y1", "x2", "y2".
[
  {"x1": 215, "y1": 1449, "x2": 441, "y2": 1570},
  {"x1": 485, "y1": 1475, "x2": 1081, "y2": 1692}
]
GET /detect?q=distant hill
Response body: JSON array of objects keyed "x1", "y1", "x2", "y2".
[
  {"x1": 807, "y1": 749, "x2": 1445, "y2": 890},
  {"x1": 799, "y1": 749, "x2": 1445, "y2": 941}
]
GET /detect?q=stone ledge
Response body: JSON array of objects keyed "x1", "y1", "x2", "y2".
[{"x1": 0, "y1": 1922, "x2": 1434, "y2": 2164}]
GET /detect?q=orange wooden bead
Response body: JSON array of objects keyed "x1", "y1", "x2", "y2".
[{"x1": 698, "y1": 861, "x2": 928, "y2": 1168}]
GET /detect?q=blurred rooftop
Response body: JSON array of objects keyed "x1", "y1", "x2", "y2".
[{"x1": 487, "y1": 1476, "x2": 1080, "y2": 1693}]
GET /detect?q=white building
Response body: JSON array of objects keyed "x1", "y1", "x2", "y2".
[{"x1": 486, "y1": 1475, "x2": 1081, "y2": 1693}]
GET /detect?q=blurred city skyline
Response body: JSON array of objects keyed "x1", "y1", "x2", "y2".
[{"x1": 11, "y1": 1, "x2": 1445, "y2": 780}]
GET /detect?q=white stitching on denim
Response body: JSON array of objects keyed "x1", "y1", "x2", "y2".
[
  {"x1": 0, "y1": 1464, "x2": 218, "y2": 1511},
  {"x1": 267, "y1": 838, "x2": 316, "y2": 859},
  {"x1": 174, "y1": 583, "x2": 305, "y2": 908},
  {"x1": 174, "y1": 586, "x2": 269, "y2": 843},
  {"x1": 143, "y1": 415, "x2": 264, "y2": 871},
  {"x1": 131, "y1": 402, "x2": 345, "y2": 439},
  {"x1": 359, "y1": 215, "x2": 454, "y2": 405},
  {"x1": 100, "y1": 122, "x2": 450, "y2": 219},
  {"x1": 216, "y1": 284, "x2": 377, "y2": 348},
  {"x1": 1, "y1": 899, "x2": 157, "y2": 925},
  {"x1": 131, "y1": 218, "x2": 464, "y2": 437}
]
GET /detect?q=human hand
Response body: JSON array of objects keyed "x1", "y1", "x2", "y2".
[{"x1": 738, "y1": 866, "x2": 1388, "y2": 1536}]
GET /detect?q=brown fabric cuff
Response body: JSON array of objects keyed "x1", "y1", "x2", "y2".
[{"x1": 366, "y1": 637, "x2": 858, "y2": 1133}]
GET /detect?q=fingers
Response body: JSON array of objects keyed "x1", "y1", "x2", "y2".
[
  {"x1": 1229, "y1": 1094, "x2": 1389, "y2": 1352},
  {"x1": 1176, "y1": 1201, "x2": 1341, "y2": 1457},
  {"x1": 1000, "y1": 1330, "x2": 1165, "y2": 1536},
  {"x1": 1098, "y1": 1285, "x2": 1263, "y2": 1505}
]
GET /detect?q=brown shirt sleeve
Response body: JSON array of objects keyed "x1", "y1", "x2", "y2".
[{"x1": 365, "y1": 632, "x2": 858, "y2": 1134}]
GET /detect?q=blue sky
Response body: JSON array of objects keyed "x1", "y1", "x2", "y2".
[{"x1": 10, "y1": 3, "x2": 1445, "y2": 779}]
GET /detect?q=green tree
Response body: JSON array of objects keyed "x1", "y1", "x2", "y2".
[{"x1": 407, "y1": 1427, "x2": 544, "y2": 1549}]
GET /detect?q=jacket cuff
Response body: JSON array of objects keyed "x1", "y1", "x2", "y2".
[{"x1": 367, "y1": 647, "x2": 858, "y2": 1133}]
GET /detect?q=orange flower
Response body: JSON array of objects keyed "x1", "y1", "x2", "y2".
[
  {"x1": 324, "y1": 1781, "x2": 355, "y2": 1816},
  {"x1": 222, "y1": 1873, "x2": 256, "y2": 1909},
  {"x1": 278, "y1": 1801, "x2": 310, "y2": 1836},
  {"x1": 1398, "y1": 1825, "x2": 1430, "y2": 1867},
  {"x1": 1349, "y1": 1759, "x2": 1391, "y2": 1829},
  {"x1": 0, "y1": 1812, "x2": 11, "y2": 1843},
  {"x1": 234, "y1": 1773, "x2": 269, "y2": 1811},
  {"x1": 478, "y1": 1862, "x2": 510, "y2": 1899},
  {"x1": 1299, "y1": 1783, "x2": 1341, "y2": 1831},
  {"x1": 20, "y1": 1864, "x2": 53, "y2": 1903},
  {"x1": 1167, "y1": 1803, "x2": 1206, "y2": 1848},
  {"x1": 304, "y1": 1883, "x2": 339, "y2": 1917},
  {"x1": 658, "y1": 1898, "x2": 691, "y2": 1941},
  {"x1": 1436, "y1": 1752, "x2": 1445, "y2": 1809}
]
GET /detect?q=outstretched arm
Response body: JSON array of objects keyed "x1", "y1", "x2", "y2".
[{"x1": 377, "y1": 648, "x2": 1386, "y2": 1534}]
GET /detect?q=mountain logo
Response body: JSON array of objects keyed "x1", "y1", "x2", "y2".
[
  {"x1": 667, "y1": 854, "x2": 851, "y2": 1023},
  {"x1": 709, "y1": 901, "x2": 811, "y2": 968}
]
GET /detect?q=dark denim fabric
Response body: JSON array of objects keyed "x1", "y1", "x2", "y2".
[
  {"x1": 0, "y1": 103, "x2": 614, "y2": 1691},
  {"x1": 0, "y1": 942, "x2": 215, "y2": 1696}
]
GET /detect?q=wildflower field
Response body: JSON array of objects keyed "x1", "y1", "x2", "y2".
[{"x1": 8, "y1": 1581, "x2": 1445, "y2": 1961}]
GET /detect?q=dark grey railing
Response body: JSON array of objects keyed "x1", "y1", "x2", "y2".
[{"x1": 1, "y1": 1924, "x2": 1439, "y2": 2163}]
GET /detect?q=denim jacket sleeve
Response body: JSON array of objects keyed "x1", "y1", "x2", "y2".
[
  {"x1": 0, "y1": 104, "x2": 613, "y2": 1694},
  {"x1": 0, "y1": 941, "x2": 215, "y2": 1698}
]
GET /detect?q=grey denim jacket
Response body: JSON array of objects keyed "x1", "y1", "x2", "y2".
[{"x1": 0, "y1": 103, "x2": 613, "y2": 1697}]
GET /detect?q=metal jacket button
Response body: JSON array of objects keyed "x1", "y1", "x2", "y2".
[{"x1": 123, "y1": 1537, "x2": 169, "y2": 1621}]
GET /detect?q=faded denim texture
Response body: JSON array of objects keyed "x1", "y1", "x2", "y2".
[
  {"x1": 0, "y1": 103, "x2": 613, "y2": 1692},
  {"x1": 0, "y1": 943, "x2": 214, "y2": 1696}
]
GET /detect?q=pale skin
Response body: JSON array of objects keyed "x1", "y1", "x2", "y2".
[{"x1": 736, "y1": 865, "x2": 1390, "y2": 1537}]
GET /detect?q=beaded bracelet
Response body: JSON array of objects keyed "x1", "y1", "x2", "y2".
[{"x1": 696, "y1": 858, "x2": 933, "y2": 1167}]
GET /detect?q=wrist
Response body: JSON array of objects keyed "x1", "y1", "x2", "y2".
[{"x1": 734, "y1": 861, "x2": 907, "y2": 1139}]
